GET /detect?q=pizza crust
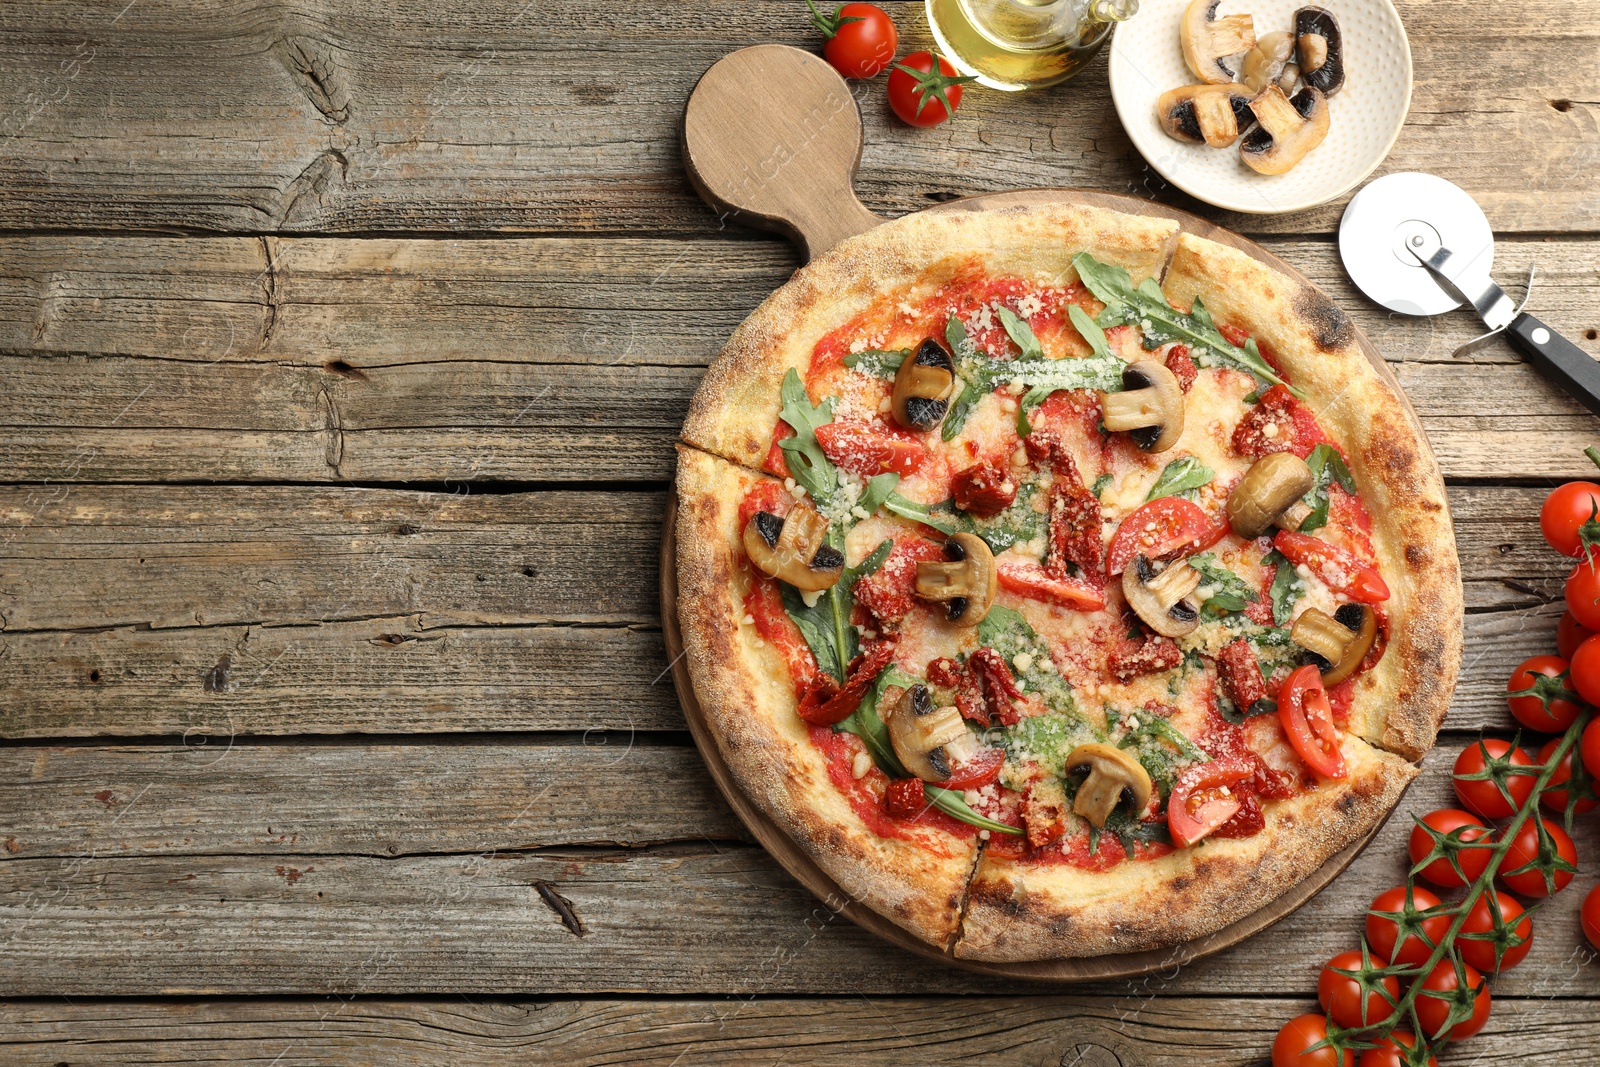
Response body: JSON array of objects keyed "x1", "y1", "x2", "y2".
[
  {"x1": 1160, "y1": 233, "x2": 1463, "y2": 760},
  {"x1": 954, "y1": 735, "x2": 1416, "y2": 960},
  {"x1": 674, "y1": 444, "x2": 980, "y2": 947}
]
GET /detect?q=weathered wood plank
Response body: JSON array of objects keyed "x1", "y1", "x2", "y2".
[
  {"x1": 0, "y1": 994, "x2": 1595, "y2": 1066},
  {"x1": 0, "y1": 2, "x2": 1593, "y2": 236},
  {"x1": 1, "y1": 741, "x2": 1595, "y2": 995}
]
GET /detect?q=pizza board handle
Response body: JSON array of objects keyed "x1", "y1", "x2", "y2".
[{"x1": 683, "y1": 44, "x2": 884, "y2": 262}]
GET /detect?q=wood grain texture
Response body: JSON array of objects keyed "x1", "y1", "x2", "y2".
[
  {"x1": 1, "y1": 740, "x2": 1596, "y2": 996},
  {"x1": 1, "y1": 994, "x2": 1596, "y2": 1065},
  {"x1": 0, "y1": 2, "x2": 1593, "y2": 236}
]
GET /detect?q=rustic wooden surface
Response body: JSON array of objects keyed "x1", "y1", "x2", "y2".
[{"x1": 2, "y1": 0, "x2": 1599, "y2": 1061}]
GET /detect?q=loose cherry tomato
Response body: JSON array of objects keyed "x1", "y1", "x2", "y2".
[
  {"x1": 807, "y1": 2, "x2": 898, "y2": 79},
  {"x1": 1452, "y1": 738, "x2": 1535, "y2": 819},
  {"x1": 1168, "y1": 755, "x2": 1253, "y2": 848},
  {"x1": 1274, "y1": 530, "x2": 1390, "y2": 603},
  {"x1": 1537, "y1": 736, "x2": 1597, "y2": 816},
  {"x1": 1566, "y1": 559, "x2": 1600, "y2": 630},
  {"x1": 1500, "y1": 816, "x2": 1577, "y2": 897},
  {"x1": 1272, "y1": 1013, "x2": 1353, "y2": 1067},
  {"x1": 1279, "y1": 665, "x2": 1346, "y2": 779},
  {"x1": 814, "y1": 421, "x2": 927, "y2": 479},
  {"x1": 1541, "y1": 480, "x2": 1600, "y2": 557},
  {"x1": 1506, "y1": 654, "x2": 1582, "y2": 732},
  {"x1": 1571, "y1": 634, "x2": 1600, "y2": 706},
  {"x1": 1317, "y1": 949, "x2": 1398, "y2": 1029},
  {"x1": 1414, "y1": 959, "x2": 1490, "y2": 1041},
  {"x1": 994, "y1": 558, "x2": 1106, "y2": 611},
  {"x1": 1358, "y1": 1033, "x2": 1437, "y2": 1067},
  {"x1": 886, "y1": 51, "x2": 974, "y2": 128},
  {"x1": 1407, "y1": 809, "x2": 1492, "y2": 889},
  {"x1": 1583, "y1": 717, "x2": 1600, "y2": 780},
  {"x1": 1105, "y1": 497, "x2": 1216, "y2": 576},
  {"x1": 941, "y1": 746, "x2": 1004, "y2": 789},
  {"x1": 1457, "y1": 888, "x2": 1532, "y2": 972},
  {"x1": 1583, "y1": 883, "x2": 1600, "y2": 951},
  {"x1": 1558, "y1": 610, "x2": 1597, "y2": 658},
  {"x1": 1366, "y1": 884, "x2": 1448, "y2": 967}
]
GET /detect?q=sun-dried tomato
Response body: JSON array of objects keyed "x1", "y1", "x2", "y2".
[
  {"x1": 1232, "y1": 384, "x2": 1303, "y2": 458},
  {"x1": 927, "y1": 655, "x2": 990, "y2": 726},
  {"x1": 1217, "y1": 639, "x2": 1269, "y2": 712},
  {"x1": 1023, "y1": 776, "x2": 1070, "y2": 848},
  {"x1": 1048, "y1": 480, "x2": 1105, "y2": 584},
  {"x1": 1211, "y1": 791, "x2": 1266, "y2": 839},
  {"x1": 796, "y1": 637, "x2": 899, "y2": 726},
  {"x1": 968, "y1": 647, "x2": 1023, "y2": 726},
  {"x1": 1107, "y1": 634, "x2": 1182, "y2": 682},
  {"x1": 852, "y1": 537, "x2": 945, "y2": 627},
  {"x1": 884, "y1": 777, "x2": 927, "y2": 820},
  {"x1": 1164, "y1": 344, "x2": 1198, "y2": 393},
  {"x1": 953, "y1": 460, "x2": 1017, "y2": 518}
]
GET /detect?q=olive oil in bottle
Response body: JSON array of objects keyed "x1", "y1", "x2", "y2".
[{"x1": 926, "y1": 0, "x2": 1139, "y2": 92}]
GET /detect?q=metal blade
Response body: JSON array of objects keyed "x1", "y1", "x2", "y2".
[{"x1": 1403, "y1": 229, "x2": 1516, "y2": 330}]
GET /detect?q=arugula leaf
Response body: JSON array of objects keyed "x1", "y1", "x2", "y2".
[
  {"x1": 857, "y1": 472, "x2": 900, "y2": 519},
  {"x1": 1120, "y1": 715, "x2": 1210, "y2": 763},
  {"x1": 1264, "y1": 548, "x2": 1304, "y2": 626},
  {"x1": 977, "y1": 605, "x2": 1078, "y2": 714},
  {"x1": 941, "y1": 313, "x2": 1124, "y2": 441},
  {"x1": 781, "y1": 582, "x2": 851, "y2": 684},
  {"x1": 1067, "y1": 303, "x2": 1112, "y2": 356},
  {"x1": 836, "y1": 666, "x2": 914, "y2": 777},
  {"x1": 1145, "y1": 455, "x2": 1215, "y2": 501},
  {"x1": 1298, "y1": 443, "x2": 1356, "y2": 533},
  {"x1": 997, "y1": 306, "x2": 1044, "y2": 359},
  {"x1": 1016, "y1": 384, "x2": 1051, "y2": 436},
  {"x1": 1072, "y1": 252, "x2": 1301, "y2": 396},
  {"x1": 1188, "y1": 553, "x2": 1257, "y2": 617},
  {"x1": 1092, "y1": 473, "x2": 1114, "y2": 499},
  {"x1": 852, "y1": 538, "x2": 895, "y2": 581},
  {"x1": 842, "y1": 348, "x2": 909, "y2": 378},
  {"x1": 776, "y1": 368, "x2": 839, "y2": 508},
  {"x1": 925, "y1": 785, "x2": 1025, "y2": 836},
  {"x1": 1102, "y1": 805, "x2": 1175, "y2": 855},
  {"x1": 884, "y1": 491, "x2": 959, "y2": 534}
]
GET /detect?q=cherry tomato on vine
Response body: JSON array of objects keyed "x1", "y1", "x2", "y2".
[
  {"x1": 1358, "y1": 1033, "x2": 1437, "y2": 1067},
  {"x1": 1541, "y1": 480, "x2": 1600, "y2": 558},
  {"x1": 806, "y1": 1, "x2": 898, "y2": 79},
  {"x1": 1407, "y1": 809, "x2": 1492, "y2": 889},
  {"x1": 1500, "y1": 816, "x2": 1577, "y2": 897},
  {"x1": 1583, "y1": 717, "x2": 1600, "y2": 781},
  {"x1": 1272, "y1": 1013, "x2": 1353, "y2": 1067},
  {"x1": 1458, "y1": 889, "x2": 1533, "y2": 973},
  {"x1": 1366, "y1": 884, "x2": 1449, "y2": 967},
  {"x1": 1536, "y1": 736, "x2": 1597, "y2": 816},
  {"x1": 886, "y1": 51, "x2": 975, "y2": 127},
  {"x1": 1317, "y1": 950, "x2": 1398, "y2": 1029},
  {"x1": 1414, "y1": 959, "x2": 1491, "y2": 1041},
  {"x1": 1452, "y1": 738, "x2": 1535, "y2": 819},
  {"x1": 1570, "y1": 635, "x2": 1600, "y2": 706},
  {"x1": 1506, "y1": 655, "x2": 1582, "y2": 732},
  {"x1": 1566, "y1": 561, "x2": 1600, "y2": 630},
  {"x1": 1583, "y1": 884, "x2": 1600, "y2": 951},
  {"x1": 1558, "y1": 610, "x2": 1597, "y2": 658}
]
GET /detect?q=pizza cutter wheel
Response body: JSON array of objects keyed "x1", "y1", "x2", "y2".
[{"x1": 1340, "y1": 172, "x2": 1600, "y2": 416}]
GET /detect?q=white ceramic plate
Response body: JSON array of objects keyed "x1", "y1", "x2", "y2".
[{"x1": 1109, "y1": 0, "x2": 1412, "y2": 214}]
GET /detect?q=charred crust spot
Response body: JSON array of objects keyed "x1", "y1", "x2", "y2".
[
  {"x1": 1293, "y1": 287, "x2": 1354, "y2": 351},
  {"x1": 1405, "y1": 544, "x2": 1426, "y2": 566}
]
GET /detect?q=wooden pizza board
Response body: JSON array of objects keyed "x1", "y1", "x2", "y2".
[{"x1": 663, "y1": 45, "x2": 1428, "y2": 981}]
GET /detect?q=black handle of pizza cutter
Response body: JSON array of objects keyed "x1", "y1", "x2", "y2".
[{"x1": 1505, "y1": 313, "x2": 1600, "y2": 418}]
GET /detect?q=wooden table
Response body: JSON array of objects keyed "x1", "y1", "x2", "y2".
[{"x1": 1, "y1": 2, "x2": 1597, "y2": 1061}]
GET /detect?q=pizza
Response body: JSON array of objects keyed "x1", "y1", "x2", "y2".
[{"x1": 672, "y1": 199, "x2": 1462, "y2": 961}]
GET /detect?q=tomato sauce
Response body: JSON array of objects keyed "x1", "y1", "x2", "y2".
[{"x1": 809, "y1": 725, "x2": 973, "y2": 851}]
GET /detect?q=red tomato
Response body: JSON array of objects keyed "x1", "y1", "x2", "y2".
[
  {"x1": 1571, "y1": 635, "x2": 1600, "y2": 706},
  {"x1": 886, "y1": 52, "x2": 974, "y2": 127},
  {"x1": 1407, "y1": 809, "x2": 1492, "y2": 889},
  {"x1": 813, "y1": 421, "x2": 927, "y2": 479},
  {"x1": 1457, "y1": 889, "x2": 1533, "y2": 972},
  {"x1": 1358, "y1": 1033, "x2": 1436, "y2": 1067},
  {"x1": 808, "y1": 1, "x2": 898, "y2": 79},
  {"x1": 941, "y1": 746, "x2": 1003, "y2": 789},
  {"x1": 883, "y1": 776, "x2": 926, "y2": 819},
  {"x1": 1540, "y1": 480, "x2": 1600, "y2": 557},
  {"x1": 1279, "y1": 665, "x2": 1346, "y2": 779},
  {"x1": 1558, "y1": 610, "x2": 1597, "y2": 658},
  {"x1": 1414, "y1": 959, "x2": 1490, "y2": 1041},
  {"x1": 1272, "y1": 1014, "x2": 1353, "y2": 1067},
  {"x1": 1566, "y1": 559, "x2": 1600, "y2": 630},
  {"x1": 1366, "y1": 884, "x2": 1448, "y2": 967},
  {"x1": 1584, "y1": 717, "x2": 1600, "y2": 780},
  {"x1": 1274, "y1": 530, "x2": 1390, "y2": 603},
  {"x1": 1537, "y1": 736, "x2": 1597, "y2": 816},
  {"x1": 1452, "y1": 738, "x2": 1535, "y2": 819},
  {"x1": 1317, "y1": 949, "x2": 1398, "y2": 1029},
  {"x1": 1500, "y1": 816, "x2": 1577, "y2": 897},
  {"x1": 994, "y1": 558, "x2": 1106, "y2": 611},
  {"x1": 1583, "y1": 883, "x2": 1600, "y2": 951},
  {"x1": 1168, "y1": 755, "x2": 1253, "y2": 848},
  {"x1": 1506, "y1": 654, "x2": 1582, "y2": 732},
  {"x1": 1106, "y1": 497, "x2": 1215, "y2": 576}
]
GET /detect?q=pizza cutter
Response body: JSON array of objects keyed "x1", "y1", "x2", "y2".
[{"x1": 1339, "y1": 172, "x2": 1600, "y2": 416}]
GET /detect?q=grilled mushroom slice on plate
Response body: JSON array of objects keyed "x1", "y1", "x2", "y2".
[
  {"x1": 1226, "y1": 453, "x2": 1316, "y2": 538},
  {"x1": 915, "y1": 532, "x2": 998, "y2": 625},
  {"x1": 1294, "y1": 6, "x2": 1344, "y2": 96},
  {"x1": 1240, "y1": 84, "x2": 1330, "y2": 175},
  {"x1": 1124, "y1": 554, "x2": 1203, "y2": 638},
  {"x1": 884, "y1": 683, "x2": 984, "y2": 783},
  {"x1": 1157, "y1": 83, "x2": 1258, "y2": 147},
  {"x1": 741, "y1": 504, "x2": 844, "y2": 591},
  {"x1": 892, "y1": 337, "x2": 957, "y2": 432},
  {"x1": 1180, "y1": 0, "x2": 1257, "y2": 84},
  {"x1": 1062, "y1": 743, "x2": 1154, "y2": 828},
  {"x1": 1240, "y1": 29, "x2": 1295, "y2": 94},
  {"x1": 1291, "y1": 603, "x2": 1378, "y2": 685},
  {"x1": 1099, "y1": 360, "x2": 1185, "y2": 453}
]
